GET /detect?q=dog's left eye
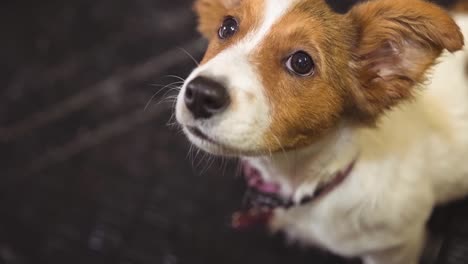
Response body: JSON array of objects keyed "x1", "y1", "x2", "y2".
[
  {"x1": 285, "y1": 51, "x2": 315, "y2": 77},
  {"x1": 218, "y1": 16, "x2": 238, "y2": 39}
]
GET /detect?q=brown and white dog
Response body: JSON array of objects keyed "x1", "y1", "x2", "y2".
[{"x1": 175, "y1": 0, "x2": 468, "y2": 263}]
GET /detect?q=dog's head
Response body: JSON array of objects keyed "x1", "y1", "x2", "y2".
[{"x1": 176, "y1": 0, "x2": 463, "y2": 156}]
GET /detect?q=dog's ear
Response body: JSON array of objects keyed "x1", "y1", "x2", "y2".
[
  {"x1": 194, "y1": 0, "x2": 242, "y2": 38},
  {"x1": 347, "y1": 0, "x2": 464, "y2": 122}
]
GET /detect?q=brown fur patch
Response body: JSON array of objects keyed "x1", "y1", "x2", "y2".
[
  {"x1": 194, "y1": 0, "x2": 264, "y2": 64},
  {"x1": 347, "y1": 0, "x2": 464, "y2": 122},
  {"x1": 253, "y1": 1, "x2": 358, "y2": 150},
  {"x1": 194, "y1": 0, "x2": 229, "y2": 38}
]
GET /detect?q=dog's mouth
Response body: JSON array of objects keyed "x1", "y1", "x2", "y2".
[
  {"x1": 187, "y1": 126, "x2": 215, "y2": 143},
  {"x1": 186, "y1": 126, "x2": 238, "y2": 152},
  {"x1": 185, "y1": 126, "x2": 255, "y2": 156}
]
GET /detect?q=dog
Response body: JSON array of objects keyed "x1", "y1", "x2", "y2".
[{"x1": 175, "y1": 0, "x2": 468, "y2": 263}]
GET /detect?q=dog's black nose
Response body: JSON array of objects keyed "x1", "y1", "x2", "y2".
[{"x1": 184, "y1": 76, "x2": 230, "y2": 119}]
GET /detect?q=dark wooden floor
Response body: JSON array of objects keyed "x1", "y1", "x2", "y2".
[{"x1": 0, "y1": 0, "x2": 467, "y2": 264}]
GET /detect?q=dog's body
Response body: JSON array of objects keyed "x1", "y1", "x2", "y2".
[
  {"x1": 250, "y1": 17, "x2": 468, "y2": 262},
  {"x1": 175, "y1": 0, "x2": 468, "y2": 263}
]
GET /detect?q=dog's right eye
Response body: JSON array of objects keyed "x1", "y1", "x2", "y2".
[
  {"x1": 218, "y1": 16, "x2": 238, "y2": 40},
  {"x1": 285, "y1": 51, "x2": 315, "y2": 77}
]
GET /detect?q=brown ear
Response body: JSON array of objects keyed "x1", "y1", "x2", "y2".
[
  {"x1": 347, "y1": 0, "x2": 464, "y2": 121},
  {"x1": 194, "y1": 0, "x2": 241, "y2": 38}
]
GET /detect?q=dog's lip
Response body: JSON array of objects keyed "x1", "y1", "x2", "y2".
[
  {"x1": 184, "y1": 127, "x2": 267, "y2": 157},
  {"x1": 186, "y1": 126, "x2": 217, "y2": 143},
  {"x1": 185, "y1": 126, "x2": 242, "y2": 155}
]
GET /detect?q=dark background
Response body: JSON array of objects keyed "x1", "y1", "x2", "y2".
[{"x1": 0, "y1": 0, "x2": 466, "y2": 264}]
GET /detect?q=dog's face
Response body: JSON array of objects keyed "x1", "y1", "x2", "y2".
[{"x1": 176, "y1": 0, "x2": 463, "y2": 156}]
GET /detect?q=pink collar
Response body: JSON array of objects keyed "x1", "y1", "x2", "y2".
[
  {"x1": 297, "y1": 159, "x2": 356, "y2": 206},
  {"x1": 232, "y1": 159, "x2": 357, "y2": 230}
]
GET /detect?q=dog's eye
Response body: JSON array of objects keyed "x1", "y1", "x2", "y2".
[
  {"x1": 285, "y1": 51, "x2": 315, "y2": 76},
  {"x1": 218, "y1": 16, "x2": 238, "y2": 39}
]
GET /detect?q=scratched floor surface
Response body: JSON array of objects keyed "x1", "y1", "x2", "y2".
[{"x1": 0, "y1": 0, "x2": 467, "y2": 264}]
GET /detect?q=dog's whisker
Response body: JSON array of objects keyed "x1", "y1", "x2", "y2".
[
  {"x1": 200, "y1": 154, "x2": 216, "y2": 175},
  {"x1": 220, "y1": 157, "x2": 228, "y2": 177},
  {"x1": 194, "y1": 148, "x2": 202, "y2": 166},
  {"x1": 186, "y1": 144, "x2": 192, "y2": 160},
  {"x1": 150, "y1": 81, "x2": 184, "y2": 87},
  {"x1": 175, "y1": 127, "x2": 185, "y2": 137},
  {"x1": 153, "y1": 93, "x2": 180, "y2": 109},
  {"x1": 233, "y1": 158, "x2": 243, "y2": 179},
  {"x1": 196, "y1": 151, "x2": 212, "y2": 175},
  {"x1": 272, "y1": 134, "x2": 290, "y2": 165},
  {"x1": 145, "y1": 82, "x2": 183, "y2": 111},
  {"x1": 164, "y1": 74, "x2": 186, "y2": 82},
  {"x1": 166, "y1": 112, "x2": 179, "y2": 128},
  {"x1": 188, "y1": 144, "x2": 197, "y2": 168},
  {"x1": 178, "y1": 47, "x2": 200, "y2": 66}
]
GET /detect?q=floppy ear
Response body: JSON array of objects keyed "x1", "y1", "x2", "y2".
[
  {"x1": 347, "y1": 0, "x2": 464, "y2": 121},
  {"x1": 194, "y1": 0, "x2": 242, "y2": 38}
]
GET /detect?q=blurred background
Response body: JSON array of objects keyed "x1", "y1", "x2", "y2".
[{"x1": 0, "y1": 0, "x2": 466, "y2": 264}]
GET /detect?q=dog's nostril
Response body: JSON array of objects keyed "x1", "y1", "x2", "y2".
[
  {"x1": 184, "y1": 76, "x2": 230, "y2": 119},
  {"x1": 204, "y1": 97, "x2": 222, "y2": 110},
  {"x1": 185, "y1": 87, "x2": 193, "y2": 100}
]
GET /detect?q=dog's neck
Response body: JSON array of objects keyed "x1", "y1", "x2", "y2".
[{"x1": 244, "y1": 123, "x2": 359, "y2": 198}]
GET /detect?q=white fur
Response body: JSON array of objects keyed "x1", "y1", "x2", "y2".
[
  {"x1": 248, "y1": 14, "x2": 468, "y2": 264},
  {"x1": 176, "y1": 0, "x2": 298, "y2": 155}
]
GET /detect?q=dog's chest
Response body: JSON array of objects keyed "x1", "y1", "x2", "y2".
[
  {"x1": 271, "y1": 189, "x2": 383, "y2": 257},
  {"x1": 271, "y1": 173, "x2": 432, "y2": 258},
  {"x1": 263, "y1": 152, "x2": 440, "y2": 256}
]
